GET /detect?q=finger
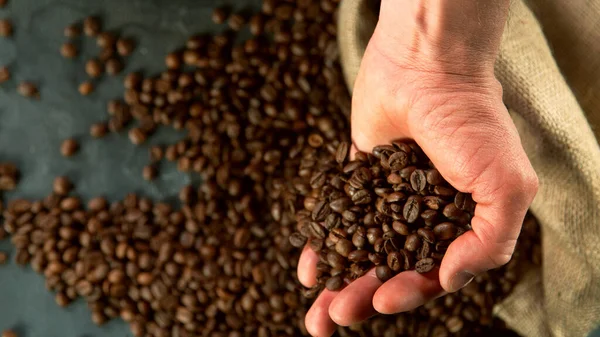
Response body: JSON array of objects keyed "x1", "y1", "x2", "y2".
[
  {"x1": 373, "y1": 269, "x2": 445, "y2": 314},
  {"x1": 305, "y1": 290, "x2": 338, "y2": 337},
  {"x1": 407, "y1": 95, "x2": 538, "y2": 292},
  {"x1": 328, "y1": 269, "x2": 381, "y2": 326},
  {"x1": 298, "y1": 245, "x2": 319, "y2": 288}
]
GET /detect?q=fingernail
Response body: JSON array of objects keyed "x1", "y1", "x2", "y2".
[{"x1": 450, "y1": 271, "x2": 474, "y2": 292}]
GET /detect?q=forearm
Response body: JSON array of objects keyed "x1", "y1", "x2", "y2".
[{"x1": 376, "y1": 0, "x2": 510, "y2": 74}]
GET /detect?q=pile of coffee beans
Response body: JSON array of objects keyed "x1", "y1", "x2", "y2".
[
  {"x1": 289, "y1": 140, "x2": 475, "y2": 291},
  {"x1": 0, "y1": 0, "x2": 542, "y2": 336}
]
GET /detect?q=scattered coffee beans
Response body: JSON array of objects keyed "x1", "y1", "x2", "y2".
[
  {"x1": 0, "y1": 19, "x2": 13, "y2": 37},
  {"x1": 60, "y1": 138, "x2": 79, "y2": 157},
  {"x1": 96, "y1": 31, "x2": 116, "y2": 49},
  {"x1": 60, "y1": 42, "x2": 78, "y2": 59}
]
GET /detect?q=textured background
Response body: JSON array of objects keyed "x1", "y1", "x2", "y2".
[{"x1": 0, "y1": 0, "x2": 259, "y2": 336}]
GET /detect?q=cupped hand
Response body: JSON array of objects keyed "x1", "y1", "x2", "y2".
[{"x1": 298, "y1": 9, "x2": 539, "y2": 337}]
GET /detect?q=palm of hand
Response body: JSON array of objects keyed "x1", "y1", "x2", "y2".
[{"x1": 299, "y1": 32, "x2": 537, "y2": 337}]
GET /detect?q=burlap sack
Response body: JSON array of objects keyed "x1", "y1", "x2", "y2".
[{"x1": 337, "y1": 1, "x2": 600, "y2": 336}]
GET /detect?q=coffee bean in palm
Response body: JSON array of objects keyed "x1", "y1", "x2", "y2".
[
  {"x1": 387, "y1": 251, "x2": 402, "y2": 272},
  {"x1": 410, "y1": 169, "x2": 427, "y2": 192},
  {"x1": 325, "y1": 275, "x2": 343, "y2": 291},
  {"x1": 289, "y1": 233, "x2": 307, "y2": 248},
  {"x1": 434, "y1": 222, "x2": 457, "y2": 240},
  {"x1": 415, "y1": 257, "x2": 435, "y2": 274},
  {"x1": 403, "y1": 195, "x2": 422, "y2": 223},
  {"x1": 376, "y1": 265, "x2": 393, "y2": 282}
]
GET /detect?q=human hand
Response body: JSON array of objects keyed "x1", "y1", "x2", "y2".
[{"x1": 298, "y1": 1, "x2": 538, "y2": 335}]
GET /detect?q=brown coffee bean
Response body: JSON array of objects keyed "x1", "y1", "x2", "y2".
[
  {"x1": 454, "y1": 192, "x2": 476, "y2": 212},
  {"x1": 60, "y1": 42, "x2": 78, "y2": 58},
  {"x1": 53, "y1": 176, "x2": 72, "y2": 195},
  {"x1": 376, "y1": 265, "x2": 393, "y2": 282},
  {"x1": 2, "y1": 330, "x2": 17, "y2": 337},
  {"x1": 403, "y1": 195, "x2": 422, "y2": 223},
  {"x1": 446, "y1": 316, "x2": 464, "y2": 333},
  {"x1": 417, "y1": 227, "x2": 435, "y2": 243},
  {"x1": 335, "y1": 239, "x2": 353, "y2": 257},
  {"x1": 415, "y1": 257, "x2": 435, "y2": 273},
  {"x1": 60, "y1": 138, "x2": 79, "y2": 157},
  {"x1": 289, "y1": 233, "x2": 307, "y2": 248},
  {"x1": 392, "y1": 221, "x2": 410, "y2": 236},
  {"x1": 137, "y1": 272, "x2": 153, "y2": 286},
  {"x1": 410, "y1": 169, "x2": 427, "y2": 192},
  {"x1": 83, "y1": 16, "x2": 101, "y2": 37},
  {"x1": 79, "y1": 81, "x2": 94, "y2": 96},
  {"x1": 212, "y1": 7, "x2": 229, "y2": 24},
  {"x1": 0, "y1": 19, "x2": 13, "y2": 37},
  {"x1": 64, "y1": 24, "x2": 81, "y2": 38},
  {"x1": 404, "y1": 234, "x2": 422, "y2": 252},
  {"x1": 347, "y1": 249, "x2": 369, "y2": 262},
  {"x1": 165, "y1": 53, "x2": 181, "y2": 70},
  {"x1": 325, "y1": 275, "x2": 343, "y2": 291},
  {"x1": 228, "y1": 14, "x2": 246, "y2": 31},
  {"x1": 90, "y1": 122, "x2": 108, "y2": 138},
  {"x1": 426, "y1": 169, "x2": 444, "y2": 185},
  {"x1": 0, "y1": 66, "x2": 10, "y2": 83},
  {"x1": 0, "y1": 252, "x2": 7, "y2": 265},
  {"x1": 142, "y1": 165, "x2": 157, "y2": 181},
  {"x1": 434, "y1": 222, "x2": 458, "y2": 241},
  {"x1": 17, "y1": 82, "x2": 39, "y2": 98},
  {"x1": 85, "y1": 59, "x2": 103, "y2": 78},
  {"x1": 128, "y1": 128, "x2": 146, "y2": 145},
  {"x1": 105, "y1": 58, "x2": 123, "y2": 75},
  {"x1": 96, "y1": 31, "x2": 115, "y2": 49},
  {"x1": 387, "y1": 251, "x2": 402, "y2": 272}
]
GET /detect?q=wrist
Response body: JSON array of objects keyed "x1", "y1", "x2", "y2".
[{"x1": 376, "y1": 0, "x2": 510, "y2": 76}]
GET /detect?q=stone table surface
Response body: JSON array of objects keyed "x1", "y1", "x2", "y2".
[{"x1": 0, "y1": 0, "x2": 258, "y2": 336}]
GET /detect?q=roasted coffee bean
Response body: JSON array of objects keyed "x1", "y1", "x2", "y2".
[
  {"x1": 446, "y1": 316, "x2": 464, "y2": 333},
  {"x1": 375, "y1": 265, "x2": 393, "y2": 282},
  {"x1": 228, "y1": 14, "x2": 246, "y2": 31},
  {"x1": 142, "y1": 165, "x2": 158, "y2": 181},
  {"x1": 78, "y1": 81, "x2": 94, "y2": 96},
  {"x1": 335, "y1": 141, "x2": 349, "y2": 165},
  {"x1": 403, "y1": 195, "x2": 422, "y2": 223},
  {"x1": 53, "y1": 176, "x2": 72, "y2": 196},
  {"x1": 90, "y1": 122, "x2": 108, "y2": 138},
  {"x1": 387, "y1": 151, "x2": 408, "y2": 171},
  {"x1": 2, "y1": 330, "x2": 17, "y2": 337},
  {"x1": 83, "y1": 16, "x2": 101, "y2": 37},
  {"x1": 0, "y1": 19, "x2": 13, "y2": 37},
  {"x1": 64, "y1": 24, "x2": 81, "y2": 38},
  {"x1": 454, "y1": 192, "x2": 476, "y2": 212},
  {"x1": 96, "y1": 32, "x2": 116, "y2": 49},
  {"x1": 347, "y1": 250, "x2": 369, "y2": 262},
  {"x1": 426, "y1": 169, "x2": 444, "y2": 185},
  {"x1": 212, "y1": 7, "x2": 229, "y2": 24},
  {"x1": 105, "y1": 58, "x2": 123, "y2": 75},
  {"x1": 335, "y1": 239, "x2": 353, "y2": 257},
  {"x1": 329, "y1": 197, "x2": 352, "y2": 213},
  {"x1": 434, "y1": 222, "x2": 458, "y2": 240},
  {"x1": 60, "y1": 42, "x2": 78, "y2": 58},
  {"x1": 128, "y1": 128, "x2": 146, "y2": 145},
  {"x1": 0, "y1": 252, "x2": 8, "y2": 265},
  {"x1": 404, "y1": 234, "x2": 422, "y2": 252},
  {"x1": 0, "y1": 66, "x2": 9, "y2": 83},
  {"x1": 327, "y1": 251, "x2": 346, "y2": 269},
  {"x1": 325, "y1": 275, "x2": 343, "y2": 291},
  {"x1": 410, "y1": 169, "x2": 427, "y2": 192},
  {"x1": 289, "y1": 233, "x2": 307, "y2": 248},
  {"x1": 415, "y1": 258, "x2": 435, "y2": 273},
  {"x1": 17, "y1": 82, "x2": 38, "y2": 98},
  {"x1": 417, "y1": 227, "x2": 435, "y2": 243},
  {"x1": 387, "y1": 251, "x2": 402, "y2": 272},
  {"x1": 392, "y1": 221, "x2": 410, "y2": 236},
  {"x1": 60, "y1": 138, "x2": 79, "y2": 157},
  {"x1": 85, "y1": 59, "x2": 103, "y2": 78},
  {"x1": 116, "y1": 38, "x2": 135, "y2": 56}
]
